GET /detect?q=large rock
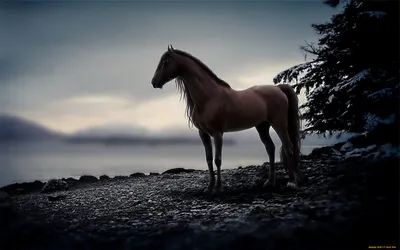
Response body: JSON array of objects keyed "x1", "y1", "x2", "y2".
[
  {"x1": 340, "y1": 141, "x2": 353, "y2": 152},
  {"x1": 304, "y1": 146, "x2": 337, "y2": 160},
  {"x1": 348, "y1": 133, "x2": 369, "y2": 148},
  {"x1": 162, "y1": 168, "x2": 196, "y2": 175},
  {"x1": 99, "y1": 175, "x2": 111, "y2": 181},
  {"x1": 62, "y1": 177, "x2": 78, "y2": 187},
  {"x1": 0, "y1": 180, "x2": 45, "y2": 196},
  {"x1": 41, "y1": 179, "x2": 69, "y2": 193},
  {"x1": 130, "y1": 172, "x2": 146, "y2": 178},
  {"x1": 113, "y1": 175, "x2": 129, "y2": 180},
  {"x1": 342, "y1": 143, "x2": 398, "y2": 162},
  {"x1": 78, "y1": 175, "x2": 99, "y2": 183}
]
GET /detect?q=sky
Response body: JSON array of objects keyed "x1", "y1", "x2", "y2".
[{"x1": 1, "y1": 0, "x2": 340, "y2": 136}]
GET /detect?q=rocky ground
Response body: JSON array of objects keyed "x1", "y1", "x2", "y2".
[{"x1": 0, "y1": 149, "x2": 399, "y2": 250}]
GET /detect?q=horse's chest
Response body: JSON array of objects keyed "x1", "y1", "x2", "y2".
[
  {"x1": 192, "y1": 110, "x2": 209, "y2": 132},
  {"x1": 192, "y1": 105, "x2": 225, "y2": 133}
]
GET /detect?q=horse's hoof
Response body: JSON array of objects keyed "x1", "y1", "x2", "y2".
[
  {"x1": 286, "y1": 181, "x2": 299, "y2": 190},
  {"x1": 263, "y1": 180, "x2": 275, "y2": 189},
  {"x1": 204, "y1": 186, "x2": 214, "y2": 194},
  {"x1": 213, "y1": 187, "x2": 223, "y2": 195}
]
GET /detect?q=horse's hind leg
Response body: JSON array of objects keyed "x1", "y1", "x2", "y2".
[
  {"x1": 255, "y1": 122, "x2": 276, "y2": 188},
  {"x1": 271, "y1": 122, "x2": 299, "y2": 189},
  {"x1": 213, "y1": 132, "x2": 224, "y2": 194},
  {"x1": 199, "y1": 130, "x2": 215, "y2": 193}
]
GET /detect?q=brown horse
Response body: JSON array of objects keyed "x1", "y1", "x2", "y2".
[{"x1": 151, "y1": 45, "x2": 301, "y2": 194}]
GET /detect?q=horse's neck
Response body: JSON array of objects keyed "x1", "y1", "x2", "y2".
[{"x1": 180, "y1": 60, "x2": 222, "y2": 109}]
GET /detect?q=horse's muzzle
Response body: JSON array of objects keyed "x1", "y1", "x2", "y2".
[
  {"x1": 151, "y1": 81, "x2": 162, "y2": 89},
  {"x1": 152, "y1": 82, "x2": 163, "y2": 89}
]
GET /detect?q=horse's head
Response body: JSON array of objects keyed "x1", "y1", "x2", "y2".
[{"x1": 151, "y1": 45, "x2": 179, "y2": 89}]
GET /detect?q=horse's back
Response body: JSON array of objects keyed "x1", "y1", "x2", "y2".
[
  {"x1": 235, "y1": 84, "x2": 290, "y2": 123},
  {"x1": 233, "y1": 84, "x2": 288, "y2": 104}
]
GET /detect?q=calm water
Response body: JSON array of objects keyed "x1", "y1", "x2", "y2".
[{"x1": 0, "y1": 141, "x2": 317, "y2": 187}]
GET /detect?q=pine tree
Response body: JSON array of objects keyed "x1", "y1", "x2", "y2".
[{"x1": 274, "y1": 0, "x2": 399, "y2": 144}]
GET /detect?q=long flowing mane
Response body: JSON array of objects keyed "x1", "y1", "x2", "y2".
[
  {"x1": 175, "y1": 77, "x2": 196, "y2": 127},
  {"x1": 173, "y1": 49, "x2": 231, "y2": 127}
]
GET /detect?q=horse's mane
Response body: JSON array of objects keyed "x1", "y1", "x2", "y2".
[
  {"x1": 173, "y1": 49, "x2": 231, "y2": 128},
  {"x1": 173, "y1": 50, "x2": 231, "y2": 89},
  {"x1": 175, "y1": 77, "x2": 195, "y2": 128}
]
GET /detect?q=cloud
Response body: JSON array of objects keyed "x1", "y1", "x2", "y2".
[
  {"x1": 15, "y1": 92, "x2": 185, "y2": 133},
  {"x1": 1, "y1": 1, "x2": 338, "y2": 132},
  {"x1": 229, "y1": 63, "x2": 294, "y2": 88},
  {"x1": 66, "y1": 95, "x2": 133, "y2": 106},
  {"x1": 109, "y1": 94, "x2": 189, "y2": 132}
]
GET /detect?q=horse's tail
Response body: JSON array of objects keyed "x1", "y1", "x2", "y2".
[{"x1": 277, "y1": 84, "x2": 301, "y2": 173}]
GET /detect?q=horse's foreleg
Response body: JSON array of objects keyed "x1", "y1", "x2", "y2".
[
  {"x1": 255, "y1": 122, "x2": 276, "y2": 188},
  {"x1": 199, "y1": 130, "x2": 214, "y2": 193},
  {"x1": 213, "y1": 132, "x2": 223, "y2": 194}
]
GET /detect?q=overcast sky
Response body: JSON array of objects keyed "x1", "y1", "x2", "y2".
[{"x1": 1, "y1": 0, "x2": 339, "y2": 135}]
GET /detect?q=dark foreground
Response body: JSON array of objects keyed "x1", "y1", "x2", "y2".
[{"x1": 0, "y1": 154, "x2": 399, "y2": 250}]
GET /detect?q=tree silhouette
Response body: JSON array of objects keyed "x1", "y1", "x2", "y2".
[{"x1": 274, "y1": 0, "x2": 399, "y2": 144}]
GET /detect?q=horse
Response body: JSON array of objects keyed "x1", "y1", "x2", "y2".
[{"x1": 151, "y1": 45, "x2": 301, "y2": 194}]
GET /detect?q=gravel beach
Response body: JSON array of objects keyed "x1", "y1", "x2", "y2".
[{"x1": 0, "y1": 152, "x2": 398, "y2": 250}]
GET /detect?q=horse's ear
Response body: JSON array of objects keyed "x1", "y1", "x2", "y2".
[{"x1": 168, "y1": 44, "x2": 175, "y2": 52}]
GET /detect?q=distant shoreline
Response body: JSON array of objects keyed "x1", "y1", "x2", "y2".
[
  {"x1": 0, "y1": 136, "x2": 237, "y2": 146},
  {"x1": 64, "y1": 136, "x2": 237, "y2": 146}
]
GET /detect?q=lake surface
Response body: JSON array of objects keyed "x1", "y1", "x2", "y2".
[{"x1": 0, "y1": 141, "x2": 318, "y2": 187}]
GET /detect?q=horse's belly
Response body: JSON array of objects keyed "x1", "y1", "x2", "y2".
[
  {"x1": 194, "y1": 111, "x2": 261, "y2": 134},
  {"x1": 224, "y1": 125, "x2": 255, "y2": 133},
  {"x1": 223, "y1": 110, "x2": 266, "y2": 132},
  {"x1": 223, "y1": 118, "x2": 264, "y2": 132}
]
